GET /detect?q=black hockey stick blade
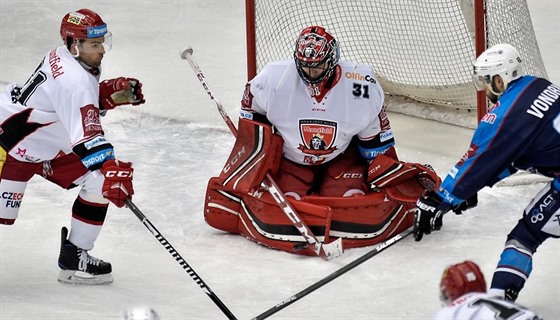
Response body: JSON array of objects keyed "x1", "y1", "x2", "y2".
[{"x1": 252, "y1": 228, "x2": 413, "y2": 320}]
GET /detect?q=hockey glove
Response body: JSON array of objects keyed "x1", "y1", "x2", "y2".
[
  {"x1": 99, "y1": 77, "x2": 145, "y2": 110},
  {"x1": 100, "y1": 159, "x2": 134, "y2": 208},
  {"x1": 451, "y1": 193, "x2": 478, "y2": 215},
  {"x1": 413, "y1": 190, "x2": 451, "y2": 241}
]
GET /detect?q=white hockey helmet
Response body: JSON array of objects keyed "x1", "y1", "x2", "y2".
[{"x1": 473, "y1": 43, "x2": 523, "y2": 91}]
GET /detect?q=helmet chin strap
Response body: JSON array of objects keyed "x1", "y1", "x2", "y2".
[
  {"x1": 69, "y1": 40, "x2": 80, "y2": 58},
  {"x1": 490, "y1": 81, "x2": 503, "y2": 96},
  {"x1": 486, "y1": 78, "x2": 505, "y2": 104}
]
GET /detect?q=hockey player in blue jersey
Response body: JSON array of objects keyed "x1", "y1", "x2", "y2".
[{"x1": 413, "y1": 43, "x2": 560, "y2": 302}]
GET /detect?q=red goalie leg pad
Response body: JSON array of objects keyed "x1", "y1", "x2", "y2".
[
  {"x1": 218, "y1": 118, "x2": 283, "y2": 193},
  {"x1": 304, "y1": 192, "x2": 414, "y2": 249},
  {"x1": 204, "y1": 177, "x2": 242, "y2": 234},
  {"x1": 237, "y1": 191, "x2": 334, "y2": 256}
]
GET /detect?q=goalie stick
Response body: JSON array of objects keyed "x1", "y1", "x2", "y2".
[
  {"x1": 125, "y1": 199, "x2": 238, "y2": 320},
  {"x1": 252, "y1": 229, "x2": 413, "y2": 320},
  {"x1": 180, "y1": 46, "x2": 343, "y2": 260}
]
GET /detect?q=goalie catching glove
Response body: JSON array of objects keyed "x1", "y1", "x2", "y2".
[
  {"x1": 366, "y1": 154, "x2": 441, "y2": 204},
  {"x1": 100, "y1": 159, "x2": 134, "y2": 208},
  {"x1": 413, "y1": 191, "x2": 478, "y2": 241},
  {"x1": 99, "y1": 77, "x2": 145, "y2": 110}
]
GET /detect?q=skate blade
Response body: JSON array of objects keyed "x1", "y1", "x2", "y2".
[{"x1": 57, "y1": 270, "x2": 113, "y2": 285}]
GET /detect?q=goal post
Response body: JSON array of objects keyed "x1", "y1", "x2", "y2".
[{"x1": 245, "y1": 0, "x2": 548, "y2": 128}]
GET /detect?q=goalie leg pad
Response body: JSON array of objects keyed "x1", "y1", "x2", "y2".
[
  {"x1": 219, "y1": 118, "x2": 283, "y2": 193},
  {"x1": 204, "y1": 177, "x2": 242, "y2": 234},
  {"x1": 205, "y1": 176, "x2": 335, "y2": 255},
  {"x1": 237, "y1": 192, "x2": 333, "y2": 256},
  {"x1": 304, "y1": 193, "x2": 415, "y2": 248}
]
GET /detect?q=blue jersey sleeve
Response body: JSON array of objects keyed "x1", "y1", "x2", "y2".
[{"x1": 438, "y1": 76, "x2": 560, "y2": 205}]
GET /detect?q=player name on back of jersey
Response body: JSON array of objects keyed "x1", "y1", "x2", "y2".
[
  {"x1": 49, "y1": 50, "x2": 64, "y2": 79},
  {"x1": 527, "y1": 83, "x2": 560, "y2": 118}
]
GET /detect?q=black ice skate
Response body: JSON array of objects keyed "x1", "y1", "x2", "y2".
[{"x1": 57, "y1": 227, "x2": 113, "y2": 285}]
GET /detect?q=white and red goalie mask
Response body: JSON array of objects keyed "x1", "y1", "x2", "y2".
[{"x1": 294, "y1": 26, "x2": 340, "y2": 85}]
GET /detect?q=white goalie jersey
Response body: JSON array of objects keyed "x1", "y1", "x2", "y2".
[
  {"x1": 241, "y1": 59, "x2": 389, "y2": 165},
  {"x1": 434, "y1": 293, "x2": 542, "y2": 320}
]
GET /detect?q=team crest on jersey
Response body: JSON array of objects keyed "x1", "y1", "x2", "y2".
[
  {"x1": 80, "y1": 104, "x2": 102, "y2": 134},
  {"x1": 298, "y1": 120, "x2": 338, "y2": 163}
]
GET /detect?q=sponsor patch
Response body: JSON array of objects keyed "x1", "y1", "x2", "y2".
[
  {"x1": 80, "y1": 104, "x2": 102, "y2": 134},
  {"x1": 448, "y1": 166, "x2": 459, "y2": 179},
  {"x1": 87, "y1": 24, "x2": 108, "y2": 38},
  {"x1": 81, "y1": 149, "x2": 114, "y2": 168},
  {"x1": 379, "y1": 130, "x2": 394, "y2": 142},
  {"x1": 84, "y1": 136, "x2": 108, "y2": 150},
  {"x1": 67, "y1": 12, "x2": 86, "y2": 25},
  {"x1": 239, "y1": 109, "x2": 253, "y2": 120}
]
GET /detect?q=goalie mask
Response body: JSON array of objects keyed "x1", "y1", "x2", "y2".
[
  {"x1": 294, "y1": 26, "x2": 340, "y2": 85},
  {"x1": 60, "y1": 9, "x2": 112, "y2": 52},
  {"x1": 473, "y1": 44, "x2": 522, "y2": 93},
  {"x1": 439, "y1": 260, "x2": 487, "y2": 305}
]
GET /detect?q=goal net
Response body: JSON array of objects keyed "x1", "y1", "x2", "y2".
[{"x1": 245, "y1": 0, "x2": 548, "y2": 128}]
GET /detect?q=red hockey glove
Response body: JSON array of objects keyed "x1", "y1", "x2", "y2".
[
  {"x1": 99, "y1": 77, "x2": 145, "y2": 110},
  {"x1": 100, "y1": 159, "x2": 134, "y2": 208}
]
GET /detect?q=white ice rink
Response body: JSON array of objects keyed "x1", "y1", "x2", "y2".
[{"x1": 1, "y1": 1, "x2": 559, "y2": 319}]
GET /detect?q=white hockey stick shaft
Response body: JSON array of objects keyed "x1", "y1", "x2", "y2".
[{"x1": 181, "y1": 47, "x2": 343, "y2": 260}]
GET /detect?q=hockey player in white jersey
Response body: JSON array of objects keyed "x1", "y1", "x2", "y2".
[
  {"x1": 204, "y1": 25, "x2": 440, "y2": 256},
  {"x1": 0, "y1": 8, "x2": 145, "y2": 284},
  {"x1": 241, "y1": 25, "x2": 398, "y2": 199},
  {"x1": 435, "y1": 260, "x2": 542, "y2": 320}
]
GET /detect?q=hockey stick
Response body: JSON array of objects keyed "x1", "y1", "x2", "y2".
[
  {"x1": 125, "y1": 199, "x2": 238, "y2": 320},
  {"x1": 180, "y1": 47, "x2": 343, "y2": 260},
  {"x1": 252, "y1": 228, "x2": 413, "y2": 320}
]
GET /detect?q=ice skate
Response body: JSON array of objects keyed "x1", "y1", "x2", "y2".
[{"x1": 57, "y1": 227, "x2": 113, "y2": 285}]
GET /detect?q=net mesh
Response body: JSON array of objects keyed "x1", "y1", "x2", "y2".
[{"x1": 250, "y1": 0, "x2": 547, "y2": 121}]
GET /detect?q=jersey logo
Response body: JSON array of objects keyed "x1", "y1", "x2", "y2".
[
  {"x1": 80, "y1": 104, "x2": 102, "y2": 134},
  {"x1": 298, "y1": 119, "x2": 338, "y2": 163}
]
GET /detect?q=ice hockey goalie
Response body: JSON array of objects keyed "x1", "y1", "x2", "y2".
[{"x1": 203, "y1": 119, "x2": 440, "y2": 256}]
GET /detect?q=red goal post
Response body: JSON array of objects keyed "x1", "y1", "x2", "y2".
[{"x1": 245, "y1": 0, "x2": 548, "y2": 128}]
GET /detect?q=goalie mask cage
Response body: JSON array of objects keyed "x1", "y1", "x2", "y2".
[{"x1": 245, "y1": 0, "x2": 548, "y2": 128}]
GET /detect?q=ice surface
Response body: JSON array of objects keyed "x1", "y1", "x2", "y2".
[{"x1": 1, "y1": 1, "x2": 558, "y2": 319}]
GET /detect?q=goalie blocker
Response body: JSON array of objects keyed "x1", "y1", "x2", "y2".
[{"x1": 204, "y1": 119, "x2": 440, "y2": 255}]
